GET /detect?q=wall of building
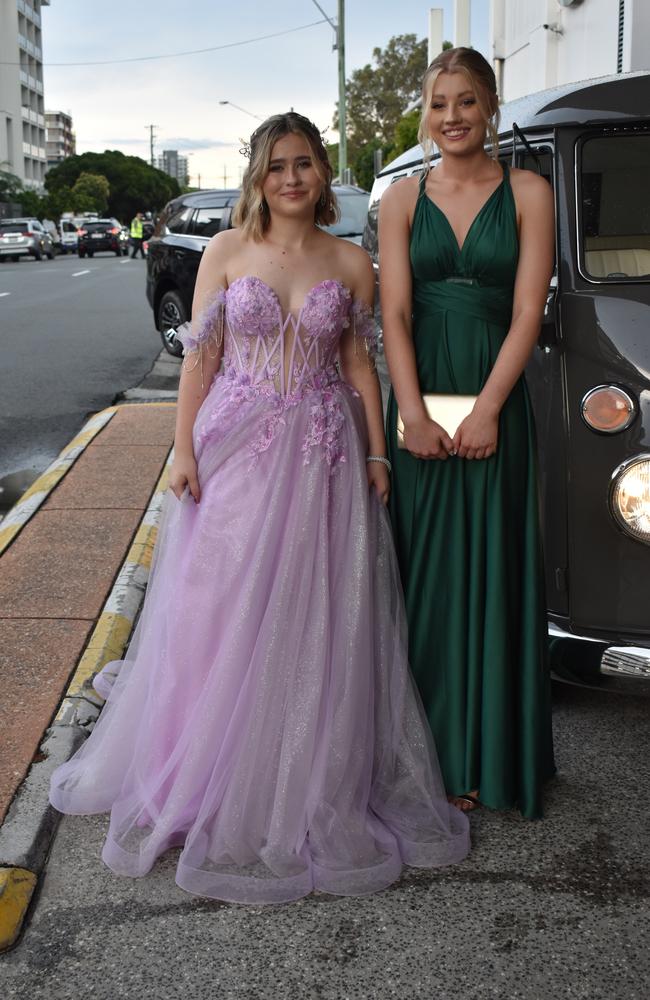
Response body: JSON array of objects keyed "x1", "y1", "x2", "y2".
[
  {"x1": 491, "y1": 0, "x2": 650, "y2": 103},
  {"x1": 0, "y1": 0, "x2": 50, "y2": 190},
  {"x1": 45, "y1": 110, "x2": 75, "y2": 167}
]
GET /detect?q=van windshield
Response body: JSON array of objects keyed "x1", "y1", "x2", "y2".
[{"x1": 581, "y1": 134, "x2": 650, "y2": 281}]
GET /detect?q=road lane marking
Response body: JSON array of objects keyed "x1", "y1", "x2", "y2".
[
  {"x1": 0, "y1": 292, "x2": 10, "y2": 297},
  {"x1": 71, "y1": 269, "x2": 91, "y2": 277}
]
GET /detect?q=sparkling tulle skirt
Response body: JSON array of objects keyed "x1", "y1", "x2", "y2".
[{"x1": 50, "y1": 375, "x2": 469, "y2": 903}]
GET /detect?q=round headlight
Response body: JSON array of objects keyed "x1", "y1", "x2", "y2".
[
  {"x1": 610, "y1": 456, "x2": 650, "y2": 545},
  {"x1": 581, "y1": 385, "x2": 636, "y2": 433}
]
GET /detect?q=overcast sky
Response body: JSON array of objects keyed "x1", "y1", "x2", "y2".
[{"x1": 41, "y1": 1, "x2": 489, "y2": 188}]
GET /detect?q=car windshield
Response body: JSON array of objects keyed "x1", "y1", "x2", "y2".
[
  {"x1": 581, "y1": 134, "x2": 650, "y2": 281},
  {"x1": 323, "y1": 193, "x2": 369, "y2": 237},
  {"x1": 83, "y1": 221, "x2": 112, "y2": 232}
]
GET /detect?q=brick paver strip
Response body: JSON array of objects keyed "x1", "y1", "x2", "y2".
[{"x1": 0, "y1": 404, "x2": 176, "y2": 828}]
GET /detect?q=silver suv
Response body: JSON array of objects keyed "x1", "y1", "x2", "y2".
[{"x1": 0, "y1": 218, "x2": 55, "y2": 261}]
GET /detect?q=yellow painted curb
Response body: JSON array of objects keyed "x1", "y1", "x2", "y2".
[
  {"x1": 0, "y1": 402, "x2": 176, "y2": 558},
  {"x1": 0, "y1": 867, "x2": 37, "y2": 952},
  {"x1": 55, "y1": 449, "x2": 173, "y2": 723},
  {"x1": 0, "y1": 406, "x2": 118, "y2": 557}
]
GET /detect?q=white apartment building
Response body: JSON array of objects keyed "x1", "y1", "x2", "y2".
[
  {"x1": 45, "y1": 109, "x2": 75, "y2": 167},
  {"x1": 0, "y1": 0, "x2": 50, "y2": 190},
  {"x1": 490, "y1": 0, "x2": 650, "y2": 102},
  {"x1": 154, "y1": 149, "x2": 189, "y2": 187}
]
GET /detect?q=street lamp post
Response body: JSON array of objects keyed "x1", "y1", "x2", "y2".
[{"x1": 219, "y1": 100, "x2": 263, "y2": 122}]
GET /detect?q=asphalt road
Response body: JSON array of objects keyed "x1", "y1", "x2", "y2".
[
  {"x1": 0, "y1": 252, "x2": 161, "y2": 507},
  {"x1": 1, "y1": 680, "x2": 648, "y2": 999}
]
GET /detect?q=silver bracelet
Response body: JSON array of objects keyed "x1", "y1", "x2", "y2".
[{"x1": 366, "y1": 455, "x2": 392, "y2": 474}]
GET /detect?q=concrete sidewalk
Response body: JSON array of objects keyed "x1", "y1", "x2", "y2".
[{"x1": 0, "y1": 402, "x2": 176, "y2": 948}]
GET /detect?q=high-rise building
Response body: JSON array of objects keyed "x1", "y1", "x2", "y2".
[
  {"x1": 45, "y1": 109, "x2": 75, "y2": 167},
  {"x1": 0, "y1": 0, "x2": 50, "y2": 190},
  {"x1": 154, "y1": 149, "x2": 189, "y2": 187}
]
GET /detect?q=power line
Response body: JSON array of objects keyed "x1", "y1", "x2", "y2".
[{"x1": 0, "y1": 19, "x2": 329, "y2": 67}]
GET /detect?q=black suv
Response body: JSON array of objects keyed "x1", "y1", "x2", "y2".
[
  {"x1": 78, "y1": 218, "x2": 128, "y2": 257},
  {"x1": 146, "y1": 186, "x2": 369, "y2": 355},
  {"x1": 146, "y1": 190, "x2": 240, "y2": 355}
]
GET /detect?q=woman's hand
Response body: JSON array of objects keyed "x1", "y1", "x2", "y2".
[
  {"x1": 452, "y1": 404, "x2": 499, "y2": 460},
  {"x1": 403, "y1": 417, "x2": 455, "y2": 460},
  {"x1": 367, "y1": 461, "x2": 391, "y2": 505},
  {"x1": 169, "y1": 451, "x2": 201, "y2": 503}
]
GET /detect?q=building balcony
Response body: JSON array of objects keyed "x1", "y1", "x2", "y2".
[
  {"x1": 17, "y1": 1, "x2": 41, "y2": 28},
  {"x1": 21, "y1": 106, "x2": 43, "y2": 127}
]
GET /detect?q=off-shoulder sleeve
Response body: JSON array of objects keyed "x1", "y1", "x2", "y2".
[
  {"x1": 177, "y1": 287, "x2": 227, "y2": 386},
  {"x1": 350, "y1": 297, "x2": 379, "y2": 363}
]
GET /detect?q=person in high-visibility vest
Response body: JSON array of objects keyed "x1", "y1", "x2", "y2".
[{"x1": 130, "y1": 211, "x2": 145, "y2": 259}]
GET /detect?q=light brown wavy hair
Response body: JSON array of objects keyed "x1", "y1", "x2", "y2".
[
  {"x1": 418, "y1": 47, "x2": 500, "y2": 165},
  {"x1": 233, "y1": 112, "x2": 339, "y2": 241}
]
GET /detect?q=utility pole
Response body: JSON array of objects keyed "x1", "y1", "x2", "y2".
[
  {"x1": 337, "y1": 0, "x2": 347, "y2": 180},
  {"x1": 311, "y1": 0, "x2": 347, "y2": 180},
  {"x1": 145, "y1": 124, "x2": 157, "y2": 167}
]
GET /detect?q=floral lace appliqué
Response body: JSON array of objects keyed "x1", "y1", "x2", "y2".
[{"x1": 301, "y1": 387, "x2": 346, "y2": 468}]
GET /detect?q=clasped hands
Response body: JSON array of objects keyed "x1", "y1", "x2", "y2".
[{"x1": 402, "y1": 404, "x2": 498, "y2": 461}]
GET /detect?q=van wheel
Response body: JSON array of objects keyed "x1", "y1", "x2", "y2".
[
  {"x1": 158, "y1": 290, "x2": 186, "y2": 357},
  {"x1": 33, "y1": 250, "x2": 42, "y2": 261},
  {"x1": 46, "y1": 249, "x2": 54, "y2": 260}
]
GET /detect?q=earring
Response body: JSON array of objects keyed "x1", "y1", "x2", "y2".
[{"x1": 319, "y1": 191, "x2": 327, "y2": 207}]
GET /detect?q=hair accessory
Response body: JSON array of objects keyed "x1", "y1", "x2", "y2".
[{"x1": 239, "y1": 141, "x2": 252, "y2": 159}]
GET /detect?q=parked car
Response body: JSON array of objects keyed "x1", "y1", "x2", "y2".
[
  {"x1": 58, "y1": 218, "x2": 79, "y2": 254},
  {"x1": 146, "y1": 186, "x2": 370, "y2": 355},
  {"x1": 77, "y1": 218, "x2": 128, "y2": 257},
  {"x1": 364, "y1": 71, "x2": 650, "y2": 660},
  {"x1": 0, "y1": 218, "x2": 55, "y2": 261},
  {"x1": 322, "y1": 184, "x2": 369, "y2": 244},
  {"x1": 146, "y1": 189, "x2": 252, "y2": 355}
]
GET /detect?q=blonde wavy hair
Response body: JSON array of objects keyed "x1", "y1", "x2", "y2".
[
  {"x1": 233, "y1": 112, "x2": 339, "y2": 241},
  {"x1": 418, "y1": 47, "x2": 500, "y2": 166}
]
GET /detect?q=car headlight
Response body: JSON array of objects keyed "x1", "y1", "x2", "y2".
[
  {"x1": 581, "y1": 385, "x2": 636, "y2": 433},
  {"x1": 610, "y1": 456, "x2": 650, "y2": 544}
]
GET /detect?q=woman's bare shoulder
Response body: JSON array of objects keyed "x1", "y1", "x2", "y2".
[
  {"x1": 381, "y1": 173, "x2": 421, "y2": 211},
  {"x1": 509, "y1": 166, "x2": 554, "y2": 207}
]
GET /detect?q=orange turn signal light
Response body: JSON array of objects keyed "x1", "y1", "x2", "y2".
[{"x1": 581, "y1": 385, "x2": 636, "y2": 434}]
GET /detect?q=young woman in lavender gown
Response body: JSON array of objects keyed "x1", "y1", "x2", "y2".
[{"x1": 50, "y1": 112, "x2": 469, "y2": 902}]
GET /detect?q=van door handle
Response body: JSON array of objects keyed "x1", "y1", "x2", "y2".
[{"x1": 538, "y1": 277, "x2": 558, "y2": 349}]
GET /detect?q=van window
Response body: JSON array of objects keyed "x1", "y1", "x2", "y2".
[{"x1": 580, "y1": 134, "x2": 650, "y2": 281}]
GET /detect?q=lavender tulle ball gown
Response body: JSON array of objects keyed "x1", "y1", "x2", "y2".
[{"x1": 49, "y1": 276, "x2": 469, "y2": 903}]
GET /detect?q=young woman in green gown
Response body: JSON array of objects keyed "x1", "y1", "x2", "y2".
[{"x1": 379, "y1": 47, "x2": 555, "y2": 819}]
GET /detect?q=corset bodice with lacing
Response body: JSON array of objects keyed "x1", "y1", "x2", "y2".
[
  {"x1": 179, "y1": 276, "x2": 376, "y2": 398},
  {"x1": 177, "y1": 276, "x2": 377, "y2": 469}
]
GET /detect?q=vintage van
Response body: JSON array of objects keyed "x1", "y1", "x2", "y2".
[{"x1": 364, "y1": 71, "x2": 650, "y2": 660}]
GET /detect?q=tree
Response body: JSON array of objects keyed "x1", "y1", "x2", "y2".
[
  {"x1": 71, "y1": 171, "x2": 110, "y2": 214},
  {"x1": 390, "y1": 109, "x2": 421, "y2": 161},
  {"x1": 333, "y1": 34, "x2": 428, "y2": 155},
  {"x1": 0, "y1": 167, "x2": 23, "y2": 202},
  {"x1": 46, "y1": 150, "x2": 180, "y2": 221}
]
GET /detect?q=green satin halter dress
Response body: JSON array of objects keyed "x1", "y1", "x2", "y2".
[{"x1": 386, "y1": 164, "x2": 555, "y2": 819}]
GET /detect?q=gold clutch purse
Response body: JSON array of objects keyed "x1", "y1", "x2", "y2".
[{"x1": 396, "y1": 394, "x2": 477, "y2": 449}]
